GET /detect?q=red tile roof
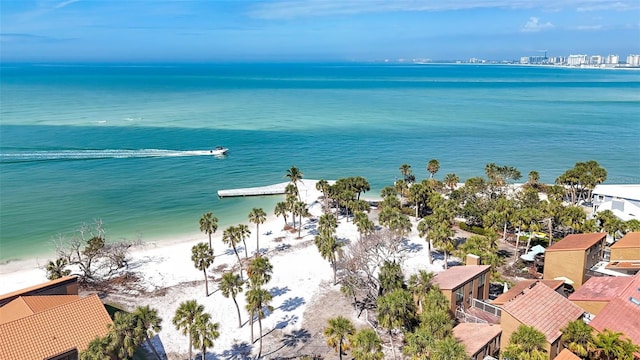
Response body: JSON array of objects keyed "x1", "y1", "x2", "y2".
[
  {"x1": 568, "y1": 276, "x2": 635, "y2": 302},
  {"x1": 453, "y1": 323, "x2": 502, "y2": 356},
  {"x1": 612, "y1": 232, "x2": 640, "y2": 249},
  {"x1": 589, "y1": 297, "x2": 640, "y2": 346},
  {"x1": 502, "y1": 282, "x2": 584, "y2": 343},
  {"x1": 554, "y1": 348, "x2": 582, "y2": 360},
  {"x1": 546, "y1": 233, "x2": 606, "y2": 252},
  {"x1": 493, "y1": 280, "x2": 564, "y2": 306},
  {"x1": 432, "y1": 265, "x2": 490, "y2": 290},
  {"x1": 0, "y1": 294, "x2": 112, "y2": 359},
  {"x1": 0, "y1": 295, "x2": 79, "y2": 325}
]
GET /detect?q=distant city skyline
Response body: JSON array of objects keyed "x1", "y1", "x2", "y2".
[{"x1": 1, "y1": 0, "x2": 639, "y2": 63}]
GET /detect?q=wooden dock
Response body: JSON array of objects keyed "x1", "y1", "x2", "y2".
[{"x1": 217, "y1": 182, "x2": 290, "y2": 198}]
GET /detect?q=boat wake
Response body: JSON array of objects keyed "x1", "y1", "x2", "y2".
[{"x1": 0, "y1": 149, "x2": 222, "y2": 163}]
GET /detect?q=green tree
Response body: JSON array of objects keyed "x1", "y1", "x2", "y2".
[
  {"x1": 199, "y1": 212, "x2": 218, "y2": 250},
  {"x1": 248, "y1": 207, "x2": 267, "y2": 254},
  {"x1": 314, "y1": 228, "x2": 342, "y2": 285},
  {"x1": 107, "y1": 311, "x2": 139, "y2": 360},
  {"x1": 427, "y1": 159, "x2": 440, "y2": 179},
  {"x1": 247, "y1": 255, "x2": 273, "y2": 288},
  {"x1": 45, "y1": 257, "x2": 71, "y2": 280},
  {"x1": 324, "y1": 316, "x2": 356, "y2": 360},
  {"x1": 399, "y1": 163, "x2": 414, "y2": 183},
  {"x1": 81, "y1": 336, "x2": 111, "y2": 360},
  {"x1": 443, "y1": 173, "x2": 459, "y2": 192},
  {"x1": 222, "y1": 226, "x2": 244, "y2": 279},
  {"x1": 245, "y1": 286, "x2": 273, "y2": 358},
  {"x1": 351, "y1": 328, "x2": 384, "y2": 360},
  {"x1": 191, "y1": 312, "x2": 220, "y2": 360},
  {"x1": 377, "y1": 289, "x2": 416, "y2": 360},
  {"x1": 172, "y1": 300, "x2": 205, "y2": 360},
  {"x1": 561, "y1": 319, "x2": 593, "y2": 358},
  {"x1": 407, "y1": 270, "x2": 434, "y2": 313},
  {"x1": 378, "y1": 260, "x2": 404, "y2": 296},
  {"x1": 354, "y1": 212, "x2": 375, "y2": 240},
  {"x1": 430, "y1": 335, "x2": 467, "y2": 360},
  {"x1": 286, "y1": 166, "x2": 304, "y2": 199},
  {"x1": 191, "y1": 242, "x2": 215, "y2": 296},
  {"x1": 132, "y1": 305, "x2": 163, "y2": 360},
  {"x1": 590, "y1": 329, "x2": 639, "y2": 360},
  {"x1": 220, "y1": 271, "x2": 244, "y2": 328},
  {"x1": 316, "y1": 179, "x2": 331, "y2": 211},
  {"x1": 274, "y1": 201, "x2": 289, "y2": 226},
  {"x1": 502, "y1": 324, "x2": 547, "y2": 360}
]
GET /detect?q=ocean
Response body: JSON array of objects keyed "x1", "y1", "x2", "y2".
[{"x1": 1, "y1": 63, "x2": 639, "y2": 262}]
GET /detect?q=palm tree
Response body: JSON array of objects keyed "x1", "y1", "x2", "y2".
[
  {"x1": 237, "y1": 223, "x2": 251, "y2": 258},
  {"x1": 591, "y1": 329, "x2": 639, "y2": 360},
  {"x1": 247, "y1": 255, "x2": 273, "y2": 288},
  {"x1": 294, "y1": 200, "x2": 310, "y2": 237},
  {"x1": 274, "y1": 201, "x2": 288, "y2": 226},
  {"x1": 199, "y1": 212, "x2": 218, "y2": 250},
  {"x1": 81, "y1": 336, "x2": 111, "y2": 360},
  {"x1": 316, "y1": 179, "x2": 331, "y2": 211},
  {"x1": 132, "y1": 305, "x2": 163, "y2": 360},
  {"x1": 377, "y1": 289, "x2": 416, "y2": 360},
  {"x1": 502, "y1": 324, "x2": 547, "y2": 360},
  {"x1": 354, "y1": 212, "x2": 375, "y2": 240},
  {"x1": 107, "y1": 311, "x2": 139, "y2": 360},
  {"x1": 351, "y1": 328, "x2": 383, "y2": 360},
  {"x1": 245, "y1": 286, "x2": 273, "y2": 358},
  {"x1": 286, "y1": 166, "x2": 304, "y2": 199},
  {"x1": 443, "y1": 173, "x2": 459, "y2": 192},
  {"x1": 220, "y1": 271, "x2": 244, "y2": 328},
  {"x1": 45, "y1": 257, "x2": 71, "y2": 280},
  {"x1": 561, "y1": 319, "x2": 593, "y2": 358},
  {"x1": 172, "y1": 300, "x2": 205, "y2": 360},
  {"x1": 430, "y1": 336, "x2": 467, "y2": 360},
  {"x1": 399, "y1": 163, "x2": 413, "y2": 183},
  {"x1": 222, "y1": 226, "x2": 243, "y2": 279},
  {"x1": 378, "y1": 260, "x2": 404, "y2": 295},
  {"x1": 427, "y1": 159, "x2": 440, "y2": 179},
  {"x1": 324, "y1": 316, "x2": 356, "y2": 360},
  {"x1": 191, "y1": 242, "x2": 215, "y2": 296},
  {"x1": 248, "y1": 207, "x2": 267, "y2": 254},
  {"x1": 314, "y1": 229, "x2": 342, "y2": 285},
  {"x1": 191, "y1": 312, "x2": 220, "y2": 360},
  {"x1": 407, "y1": 270, "x2": 434, "y2": 313}
]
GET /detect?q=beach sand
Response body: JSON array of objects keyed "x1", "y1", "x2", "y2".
[{"x1": 0, "y1": 180, "x2": 449, "y2": 359}]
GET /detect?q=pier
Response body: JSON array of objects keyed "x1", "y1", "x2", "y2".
[{"x1": 217, "y1": 182, "x2": 290, "y2": 198}]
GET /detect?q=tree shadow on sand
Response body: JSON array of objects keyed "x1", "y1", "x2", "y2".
[
  {"x1": 279, "y1": 296, "x2": 306, "y2": 312},
  {"x1": 212, "y1": 342, "x2": 253, "y2": 360},
  {"x1": 270, "y1": 286, "x2": 290, "y2": 297},
  {"x1": 401, "y1": 239, "x2": 423, "y2": 253}
]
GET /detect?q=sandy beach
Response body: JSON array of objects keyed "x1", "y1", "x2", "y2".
[{"x1": 0, "y1": 179, "x2": 449, "y2": 359}]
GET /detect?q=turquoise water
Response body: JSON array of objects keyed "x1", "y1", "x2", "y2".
[{"x1": 1, "y1": 63, "x2": 639, "y2": 261}]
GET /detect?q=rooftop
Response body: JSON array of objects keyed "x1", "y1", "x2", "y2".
[
  {"x1": 0, "y1": 294, "x2": 112, "y2": 359},
  {"x1": 432, "y1": 265, "x2": 490, "y2": 290},
  {"x1": 546, "y1": 233, "x2": 606, "y2": 252},
  {"x1": 502, "y1": 282, "x2": 584, "y2": 343},
  {"x1": 611, "y1": 232, "x2": 640, "y2": 249},
  {"x1": 554, "y1": 348, "x2": 582, "y2": 360},
  {"x1": 593, "y1": 184, "x2": 640, "y2": 202},
  {"x1": 492, "y1": 280, "x2": 564, "y2": 306},
  {"x1": 452, "y1": 323, "x2": 502, "y2": 356},
  {"x1": 568, "y1": 276, "x2": 636, "y2": 302},
  {"x1": 0, "y1": 276, "x2": 77, "y2": 306},
  {"x1": 589, "y1": 297, "x2": 640, "y2": 346},
  {"x1": 0, "y1": 295, "x2": 79, "y2": 324}
]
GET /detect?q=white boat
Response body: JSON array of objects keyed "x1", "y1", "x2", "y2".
[{"x1": 210, "y1": 146, "x2": 228, "y2": 156}]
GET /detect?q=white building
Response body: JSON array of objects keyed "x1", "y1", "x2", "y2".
[
  {"x1": 567, "y1": 54, "x2": 587, "y2": 66},
  {"x1": 606, "y1": 54, "x2": 619, "y2": 65},
  {"x1": 626, "y1": 54, "x2": 640, "y2": 67},
  {"x1": 590, "y1": 55, "x2": 603, "y2": 65},
  {"x1": 592, "y1": 184, "x2": 640, "y2": 222}
]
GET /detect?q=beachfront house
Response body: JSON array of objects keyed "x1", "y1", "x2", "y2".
[
  {"x1": 0, "y1": 276, "x2": 113, "y2": 360},
  {"x1": 542, "y1": 233, "x2": 607, "y2": 289},
  {"x1": 431, "y1": 255, "x2": 491, "y2": 317},
  {"x1": 500, "y1": 281, "x2": 584, "y2": 359},
  {"x1": 591, "y1": 184, "x2": 640, "y2": 222},
  {"x1": 452, "y1": 322, "x2": 502, "y2": 360}
]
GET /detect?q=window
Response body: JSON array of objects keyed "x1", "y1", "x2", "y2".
[{"x1": 455, "y1": 287, "x2": 464, "y2": 306}]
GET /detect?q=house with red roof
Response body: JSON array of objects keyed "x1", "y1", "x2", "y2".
[
  {"x1": 453, "y1": 322, "x2": 502, "y2": 360},
  {"x1": 500, "y1": 281, "x2": 584, "y2": 359},
  {"x1": 0, "y1": 276, "x2": 113, "y2": 360},
  {"x1": 432, "y1": 263, "x2": 491, "y2": 316},
  {"x1": 543, "y1": 233, "x2": 607, "y2": 289}
]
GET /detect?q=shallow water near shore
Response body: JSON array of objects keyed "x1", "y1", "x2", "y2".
[{"x1": 1, "y1": 63, "x2": 639, "y2": 261}]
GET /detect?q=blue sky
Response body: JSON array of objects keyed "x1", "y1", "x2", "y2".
[{"x1": 1, "y1": 0, "x2": 639, "y2": 62}]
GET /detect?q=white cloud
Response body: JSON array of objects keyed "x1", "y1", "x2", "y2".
[
  {"x1": 54, "y1": 0, "x2": 80, "y2": 9},
  {"x1": 248, "y1": 0, "x2": 639, "y2": 19},
  {"x1": 575, "y1": 24, "x2": 603, "y2": 30},
  {"x1": 521, "y1": 17, "x2": 555, "y2": 32}
]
